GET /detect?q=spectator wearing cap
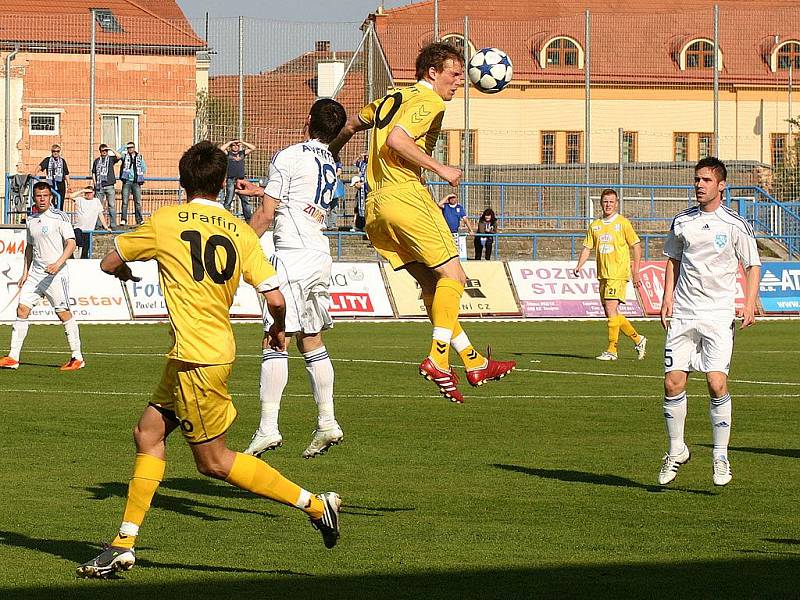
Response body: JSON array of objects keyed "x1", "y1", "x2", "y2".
[
  {"x1": 37, "y1": 144, "x2": 70, "y2": 210},
  {"x1": 69, "y1": 185, "x2": 111, "y2": 259},
  {"x1": 118, "y1": 141, "x2": 147, "y2": 226},
  {"x1": 91, "y1": 144, "x2": 120, "y2": 228}
]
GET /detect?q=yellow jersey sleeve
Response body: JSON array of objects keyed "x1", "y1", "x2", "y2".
[
  {"x1": 240, "y1": 230, "x2": 279, "y2": 291},
  {"x1": 582, "y1": 223, "x2": 596, "y2": 249},
  {"x1": 622, "y1": 218, "x2": 640, "y2": 246},
  {"x1": 358, "y1": 98, "x2": 380, "y2": 127},
  {"x1": 115, "y1": 216, "x2": 158, "y2": 262},
  {"x1": 395, "y1": 94, "x2": 445, "y2": 142}
]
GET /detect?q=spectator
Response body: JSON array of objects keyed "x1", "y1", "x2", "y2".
[
  {"x1": 327, "y1": 161, "x2": 345, "y2": 230},
  {"x1": 349, "y1": 175, "x2": 366, "y2": 232},
  {"x1": 218, "y1": 139, "x2": 255, "y2": 223},
  {"x1": 37, "y1": 144, "x2": 70, "y2": 210},
  {"x1": 118, "y1": 141, "x2": 147, "y2": 227},
  {"x1": 69, "y1": 186, "x2": 111, "y2": 259},
  {"x1": 437, "y1": 193, "x2": 473, "y2": 258},
  {"x1": 92, "y1": 144, "x2": 119, "y2": 228},
  {"x1": 474, "y1": 208, "x2": 497, "y2": 260}
]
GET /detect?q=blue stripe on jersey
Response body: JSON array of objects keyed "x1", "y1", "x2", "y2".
[
  {"x1": 720, "y1": 205, "x2": 755, "y2": 236},
  {"x1": 670, "y1": 206, "x2": 699, "y2": 231}
]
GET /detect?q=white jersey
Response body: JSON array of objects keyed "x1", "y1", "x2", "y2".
[
  {"x1": 264, "y1": 138, "x2": 336, "y2": 254},
  {"x1": 26, "y1": 208, "x2": 75, "y2": 273},
  {"x1": 664, "y1": 205, "x2": 760, "y2": 321},
  {"x1": 73, "y1": 195, "x2": 104, "y2": 231}
]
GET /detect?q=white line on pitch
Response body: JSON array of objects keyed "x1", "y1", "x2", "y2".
[{"x1": 15, "y1": 350, "x2": 800, "y2": 387}]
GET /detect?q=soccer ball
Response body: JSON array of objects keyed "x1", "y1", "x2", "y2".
[{"x1": 468, "y1": 48, "x2": 513, "y2": 94}]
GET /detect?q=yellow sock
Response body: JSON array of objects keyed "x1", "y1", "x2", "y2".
[
  {"x1": 618, "y1": 314, "x2": 641, "y2": 344},
  {"x1": 112, "y1": 453, "x2": 165, "y2": 549},
  {"x1": 225, "y1": 452, "x2": 324, "y2": 519},
  {"x1": 606, "y1": 315, "x2": 621, "y2": 355},
  {"x1": 428, "y1": 278, "x2": 464, "y2": 369}
]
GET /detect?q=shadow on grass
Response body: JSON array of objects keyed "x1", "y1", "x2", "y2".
[
  {"x1": 764, "y1": 538, "x2": 800, "y2": 545},
  {"x1": 83, "y1": 480, "x2": 277, "y2": 522},
  {"x1": 493, "y1": 464, "x2": 715, "y2": 496},
  {"x1": 0, "y1": 531, "x2": 306, "y2": 577},
  {"x1": 523, "y1": 351, "x2": 592, "y2": 360},
  {"x1": 697, "y1": 444, "x2": 800, "y2": 459},
  {"x1": 1, "y1": 554, "x2": 798, "y2": 599}
]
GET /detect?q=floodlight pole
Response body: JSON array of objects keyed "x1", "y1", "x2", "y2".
[
  {"x1": 5, "y1": 45, "x2": 20, "y2": 205},
  {"x1": 434, "y1": 0, "x2": 439, "y2": 42},
  {"x1": 463, "y1": 16, "x2": 470, "y2": 211},
  {"x1": 584, "y1": 9, "x2": 592, "y2": 223},
  {"x1": 90, "y1": 9, "x2": 97, "y2": 168},
  {"x1": 713, "y1": 4, "x2": 719, "y2": 157},
  {"x1": 238, "y1": 16, "x2": 244, "y2": 140}
]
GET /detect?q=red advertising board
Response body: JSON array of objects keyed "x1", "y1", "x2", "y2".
[{"x1": 637, "y1": 260, "x2": 748, "y2": 315}]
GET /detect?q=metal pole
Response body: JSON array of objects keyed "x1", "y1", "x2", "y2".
[
  {"x1": 434, "y1": 0, "x2": 439, "y2": 42},
  {"x1": 463, "y1": 16, "x2": 470, "y2": 211},
  {"x1": 4, "y1": 45, "x2": 20, "y2": 204},
  {"x1": 368, "y1": 22, "x2": 374, "y2": 104},
  {"x1": 789, "y1": 64, "x2": 793, "y2": 139},
  {"x1": 759, "y1": 98, "x2": 764, "y2": 163},
  {"x1": 238, "y1": 16, "x2": 244, "y2": 140},
  {"x1": 584, "y1": 9, "x2": 591, "y2": 222},
  {"x1": 618, "y1": 127, "x2": 624, "y2": 207},
  {"x1": 713, "y1": 4, "x2": 719, "y2": 156},
  {"x1": 89, "y1": 10, "x2": 97, "y2": 167}
]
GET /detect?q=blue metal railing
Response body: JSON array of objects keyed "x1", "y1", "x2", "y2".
[{"x1": 7, "y1": 176, "x2": 800, "y2": 259}]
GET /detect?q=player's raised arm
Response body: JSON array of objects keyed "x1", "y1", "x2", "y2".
[
  {"x1": 328, "y1": 114, "x2": 370, "y2": 159},
  {"x1": 386, "y1": 126, "x2": 461, "y2": 186}
]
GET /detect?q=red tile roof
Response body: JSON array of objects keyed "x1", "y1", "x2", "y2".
[
  {"x1": 0, "y1": 1, "x2": 203, "y2": 50},
  {"x1": 375, "y1": 0, "x2": 800, "y2": 86}
]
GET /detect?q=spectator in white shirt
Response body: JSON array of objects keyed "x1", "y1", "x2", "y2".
[{"x1": 70, "y1": 185, "x2": 111, "y2": 259}]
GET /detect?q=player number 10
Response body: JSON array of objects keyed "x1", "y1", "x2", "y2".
[{"x1": 180, "y1": 230, "x2": 237, "y2": 284}]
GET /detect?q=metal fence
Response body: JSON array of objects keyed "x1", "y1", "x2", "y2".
[{"x1": 2, "y1": 6, "x2": 800, "y2": 254}]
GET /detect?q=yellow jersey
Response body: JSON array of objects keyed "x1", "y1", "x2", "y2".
[
  {"x1": 582, "y1": 213, "x2": 640, "y2": 281},
  {"x1": 115, "y1": 199, "x2": 278, "y2": 365},
  {"x1": 358, "y1": 81, "x2": 445, "y2": 191}
]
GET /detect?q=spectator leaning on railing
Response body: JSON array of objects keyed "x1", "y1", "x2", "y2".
[{"x1": 69, "y1": 185, "x2": 111, "y2": 259}]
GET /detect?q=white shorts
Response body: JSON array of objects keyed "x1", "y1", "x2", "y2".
[
  {"x1": 263, "y1": 248, "x2": 332, "y2": 335},
  {"x1": 19, "y1": 267, "x2": 72, "y2": 312},
  {"x1": 664, "y1": 318, "x2": 735, "y2": 374}
]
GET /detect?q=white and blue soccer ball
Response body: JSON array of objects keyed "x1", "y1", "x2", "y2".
[{"x1": 468, "y1": 47, "x2": 513, "y2": 94}]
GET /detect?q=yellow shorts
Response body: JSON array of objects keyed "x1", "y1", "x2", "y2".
[
  {"x1": 365, "y1": 182, "x2": 457, "y2": 270},
  {"x1": 599, "y1": 279, "x2": 628, "y2": 303},
  {"x1": 150, "y1": 359, "x2": 237, "y2": 444}
]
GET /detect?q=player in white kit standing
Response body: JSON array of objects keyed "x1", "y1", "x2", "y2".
[
  {"x1": 0, "y1": 182, "x2": 85, "y2": 370},
  {"x1": 658, "y1": 157, "x2": 761, "y2": 487},
  {"x1": 237, "y1": 99, "x2": 347, "y2": 459}
]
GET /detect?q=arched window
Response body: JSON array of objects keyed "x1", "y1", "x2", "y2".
[
  {"x1": 539, "y1": 36, "x2": 584, "y2": 69},
  {"x1": 771, "y1": 41, "x2": 800, "y2": 72},
  {"x1": 678, "y1": 38, "x2": 723, "y2": 71},
  {"x1": 440, "y1": 34, "x2": 474, "y2": 60}
]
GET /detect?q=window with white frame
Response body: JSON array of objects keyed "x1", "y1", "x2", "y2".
[
  {"x1": 101, "y1": 114, "x2": 139, "y2": 150},
  {"x1": 29, "y1": 112, "x2": 60, "y2": 135}
]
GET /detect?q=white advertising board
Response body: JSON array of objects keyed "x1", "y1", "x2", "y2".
[
  {"x1": 330, "y1": 263, "x2": 393, "y2": 317},
  {"x1": 124, "y1": 260, "x2": 261, "y2": 319}
]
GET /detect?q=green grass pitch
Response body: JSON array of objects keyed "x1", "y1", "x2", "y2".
[{"x1": 0, "y1": 319, "x2": 798, "y2": 599}]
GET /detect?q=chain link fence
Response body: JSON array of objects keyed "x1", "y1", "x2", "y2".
[{"x1": 2, "y1": 7, "x2": 799, "y2": 248}]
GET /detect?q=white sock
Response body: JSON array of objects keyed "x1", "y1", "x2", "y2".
[
  {"x1": 9, "y1": 318, "x2": 30, "y2": 361},
  {"x1": 663, "y1": 392, "x2": 688, "y2": 456},
  {"x1": 258, "y1": 349, "x2": 288, "y2": 435},
  {"x1": 450, "y1": 331, "x2": 471, "y2": 352},
  {"x1": 431, "y1": 326, "x2": 452, "y2": 345},
  {"x1": 709, "y1": 394, "x2": 732, "y2": 460},
  {"x1": 63, "y1": 318, "x2": 82, "y2": 360},
  {"x1": 303, "y1": 346, "x2": 336, "y2": 431}
]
